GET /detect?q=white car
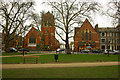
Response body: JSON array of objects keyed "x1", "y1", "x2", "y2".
[
  {"x1": 81, "y1": 49, "x2": 90, "y2": 53},
  {"x1": 113, "y1": 50, "x2": 120, "y2": 54},
  {"x1": 104, "y1": 49, "x2": 116, "y2": 55},
  {"x1": 56, "y1": 48, "x2": 66, "y2": 53}
]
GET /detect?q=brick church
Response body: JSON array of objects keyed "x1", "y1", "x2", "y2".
[
  {"x1": 24, "y1": 12, "x2": 59, "y2": 50},
  {"x1": 74, "y1": 19, "x2": 99, "y2": 51}
]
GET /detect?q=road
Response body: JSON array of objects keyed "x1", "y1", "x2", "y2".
[{"x1": 2, "y1": 61, "x2": 119, "y2": 69}]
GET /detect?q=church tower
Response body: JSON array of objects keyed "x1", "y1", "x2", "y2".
[{"x1": 41, "y1": 11, "x2": 56, "y2": 49}]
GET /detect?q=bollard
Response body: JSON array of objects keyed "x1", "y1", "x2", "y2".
[{"x1": 54, "y1": 54, "x2": 58, "y2": 62}]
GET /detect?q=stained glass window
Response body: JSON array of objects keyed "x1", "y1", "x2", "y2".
[{"x1": 29, "y1": 34, "x2": 36, "y2": 43}]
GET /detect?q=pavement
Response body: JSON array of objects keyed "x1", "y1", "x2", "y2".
[
  {"x1": 1, "y1": 52, "x2": 104, "y2": 58},
  {"x1": 0, "y1": 53, "x2": 56, "y2": 57},
  {"x1": 2, "y1": 61, "x2": 119, "y2": 69}
]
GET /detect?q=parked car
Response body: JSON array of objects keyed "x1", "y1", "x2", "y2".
[
  {"x1": 18, "y1": 48, "x2": 29, "y2": 52},
  {"x1": 9, "y1": 47, "x2": 17, "y2": 52},
  {"x1": 113, "y1": 50, "x2": 120, "y2": 54},
  {"x1": 56, "y1": 48, "x2": 66, "y2": 53},
  {"x1": 81, "y1": 49, "x2": 90, "y2": 53},
  {"x1": 104, "y1": 49, "x2": 116, "y2": 55},
  {"x1": 92, "y1": 49, "x2": 102, "y2": 53}
]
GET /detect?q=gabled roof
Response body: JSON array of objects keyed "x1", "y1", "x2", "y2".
[
  {"x1": 75, "y1": 19, "x2": 97, "y2": 36},
  {"x1": 80, "y1": 19, "x2": 96, "y2": 32},
  {"x1": 25, "y1": 27, "x2": 42, "y2": 37}
]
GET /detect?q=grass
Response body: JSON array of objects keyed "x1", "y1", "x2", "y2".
[
  {"x1": 2, "y1": 65, "x2": 119, "y2": 78},
  {"x1": 2, "y1": 52, "x2": 21, "y2": 56},
  {"x1": 2, "y1": 54, "x2": 118, "y2": 64}
]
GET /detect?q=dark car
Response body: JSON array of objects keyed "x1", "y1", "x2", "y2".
[
  {"x1": 9, "y1": 47, "x2": 17, "y2": 52},
  {"x1": 19, "y1": 48, "x2": 29, "y2": 52},
  {"x1": 92, "y1": 49, "x2": 102, "y2": 53}
]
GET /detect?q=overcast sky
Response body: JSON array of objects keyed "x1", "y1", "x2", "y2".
[
  {"x1": 1, "y1": 0, "x2": 118, "y2": 43},
  {"x1": 33, "y1": 0, "x2": 117, "y2": 43},
  {"x1": 33, "y1": 0, "x2": 115, "y2": 28}
]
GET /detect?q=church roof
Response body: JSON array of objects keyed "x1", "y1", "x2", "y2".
[{"x1": 74, "y1": 19, "x2": 96, "y2": 36}]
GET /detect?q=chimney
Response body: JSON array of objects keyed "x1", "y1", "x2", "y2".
[{"x1": 95, "y1": 24, "x2": 98, "y2": 31}]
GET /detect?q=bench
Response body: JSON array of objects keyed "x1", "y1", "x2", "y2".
[
  {"x1": 22, "y1": 56, "x2": 40, "y2": 64},
  {"x1": 21, "y1": 51, "x2": 27, "y2": 55}
]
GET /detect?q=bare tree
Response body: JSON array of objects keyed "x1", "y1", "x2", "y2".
[
  {"x1": 28, "y1": 11, "x2": 43, "y2": 31},
  {"x1": 45, "y1": 0, "x2": 101, "y2": 54},
  {"x1": 0, "y1": 0, "x2": 34, "y2": 52},
  {"x1": 107, "y1": 0, "x2": 120, "y2": 26}
]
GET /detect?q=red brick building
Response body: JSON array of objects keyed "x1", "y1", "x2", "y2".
[
  {"x1": 74, "y1": 19, "x2": 99, "y2": 51},
  {"x1": 24, "y1": 12, "x2": 59, "y2": 50}
]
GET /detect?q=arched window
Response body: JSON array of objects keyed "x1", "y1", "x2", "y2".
[
  {"x1": 45, "y1": 30, "x2": 49, "y2": 34},
  {"x1": 89, "y1": 31, "x2": 91, "y2": 40},
  {"x1": 82, "y1": 31, "x2": 84, "y2": 40},
  {"x1": 86, "y1": 29, "x2": 88, "y2": 41},
  {"x1": 29, "y1": 34, "x2": 36, "y2": 43}
]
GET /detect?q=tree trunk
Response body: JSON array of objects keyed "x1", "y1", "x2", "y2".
[
  {"x1": 5, "y1": 40, "x2": 10, "y2": 53},
  {"x1": 65, "y1": 28, "x2": 71, "y2": 54}
]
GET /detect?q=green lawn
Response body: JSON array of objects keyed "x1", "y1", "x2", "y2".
[
  {"x1": 2, "y1": 54, "x2": 118, "y2": 64},
  {"x1": 2, "y1": 65, "x2": 119, "y2": 78},
  {"x1": 2, "y1": 52, "x2": 22, "y2": 56}
]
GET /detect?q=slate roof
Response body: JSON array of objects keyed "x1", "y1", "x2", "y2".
[{"x1": 97, "y1": 27, "x2": 120, "y2": 33}]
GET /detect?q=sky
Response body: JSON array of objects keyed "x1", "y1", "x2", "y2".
[
  {"x1": 34, "y1": 0, "x2": 114, "y2": 28},
  {"x1": 33, "y1": 0, "x2": 116, "y2": 43},
  {"x1": 1, "y1": 0, "x2": 118, "y2": 43}
]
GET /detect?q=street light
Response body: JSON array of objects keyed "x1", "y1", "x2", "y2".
[
  {"x1": 22, "y1": 26, "x2": 26, "y2": 56},
  {"x1": 105, "y1": 31, "x2": 109, "y2": 57}
]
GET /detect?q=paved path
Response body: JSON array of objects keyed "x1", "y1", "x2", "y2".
[
  {"x1": 1, "y1": 53, "x2": 56, "y2": 58},
  {"x1": 2, "y1": 61, "x2": 119, "y2": 69},
  {"x1": 1, "y1": 53, "x2": 104, "y2": 58}
]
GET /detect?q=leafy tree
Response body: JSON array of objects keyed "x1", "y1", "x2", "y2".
[
  {"x1": 0, "y1": 0, "x2": 34, "y2": 52},
  {"x1": 45, "y1": 0, "x2": 101, "y2": 54}
]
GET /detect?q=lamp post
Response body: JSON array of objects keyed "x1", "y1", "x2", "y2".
[
  {"x1": 22, "y1": 26, "x2": 26, "y2": 56},
  {"x1": 105, "y1": 31, "x2": 109, "y2": 57}
]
